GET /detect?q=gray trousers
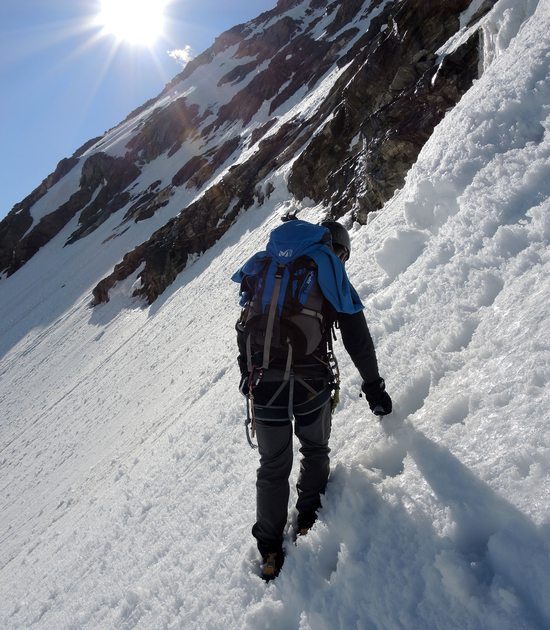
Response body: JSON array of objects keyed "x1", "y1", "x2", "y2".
[{"x1": 251, "y1": 374, "x2": 332, "y2": 556}]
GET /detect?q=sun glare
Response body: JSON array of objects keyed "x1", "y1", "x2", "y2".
[{"x1": 98, "y1": 0, "x2": 168, "y2": 46}]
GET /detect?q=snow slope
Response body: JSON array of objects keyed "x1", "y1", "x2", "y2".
[{"x1": 1, "y1": 1, "x2": 549, "y2": 628}]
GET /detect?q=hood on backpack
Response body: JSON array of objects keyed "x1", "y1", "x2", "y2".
[{"x1": 232, "y1": 220, "x2": 363, "y2": 315}]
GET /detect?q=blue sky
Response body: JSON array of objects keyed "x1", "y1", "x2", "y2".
[{"x1": 0, "y1": 0, "x2": 277, "y2": 220}]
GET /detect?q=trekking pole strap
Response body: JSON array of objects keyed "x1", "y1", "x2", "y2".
[
  {"x1": 245, "y1": 366, "x2": 263, "y2": 449},
  {"x1": 326, "y1": 324, "x2": 341, "y2": 413},
  {"x1": 245, "y1": 404, "x2": 258, "y2": 449},
  {"x1": 245, "y1": 397, "x2": 258, "y2": 449}
]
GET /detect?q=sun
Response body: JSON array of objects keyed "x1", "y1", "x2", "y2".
[{"x1": 97, "y1": 0, "x2": 169, "y2": 46}]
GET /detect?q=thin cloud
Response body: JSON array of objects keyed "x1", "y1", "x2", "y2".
[{"x1": 168, "y1": 45, "x2": 193, "y2": 66}]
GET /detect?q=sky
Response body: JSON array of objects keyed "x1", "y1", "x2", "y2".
[{"x1": 0, "y1": 0, "x2": 277, "y2": 220}]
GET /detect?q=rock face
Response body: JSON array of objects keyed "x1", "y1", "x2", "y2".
[
  {"x1": 91, "y1": 120, "x2": 301, "y2": 305},
  {"x1": 0, "y1": 0, "x2": 496, "y2": 303},
  {"x1": 288, "y1": 0, "x2": 485, "y2": 221},
  {"x1": 125, "y1": 100, "x2": 203, "y2": 161},
  {"x1": 0, "y1": 156, "x2": 79, "y2": 272},
  {"x1": 3, "y1": 153, "x2": 140, "y2": 275}
]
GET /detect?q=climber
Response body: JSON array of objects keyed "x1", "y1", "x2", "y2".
[{"x1": 232, "y1": 218, "x2": 392, "y2": 580}]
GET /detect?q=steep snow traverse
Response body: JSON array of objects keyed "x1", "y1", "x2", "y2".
[{"x1": 0, "y1": 0, "x2": 549, "y2": 629}]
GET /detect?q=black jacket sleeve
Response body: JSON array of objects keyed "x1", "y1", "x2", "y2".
[{"x1": 337, "y1": 310, "x2": 380, "y2": 384}]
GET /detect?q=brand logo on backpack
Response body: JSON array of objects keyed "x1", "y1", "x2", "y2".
[{"x1": 279, "y1": 249, "x2": 293, "y2": 258}]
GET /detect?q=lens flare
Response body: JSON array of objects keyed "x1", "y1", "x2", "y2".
[{"x1": 98, "y1": 0, "x2": 169, "y2": 46}]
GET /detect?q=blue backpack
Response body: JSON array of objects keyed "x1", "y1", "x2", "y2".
[{"x1": 232, "y1": 219, "x2": 362, "y2": 373}]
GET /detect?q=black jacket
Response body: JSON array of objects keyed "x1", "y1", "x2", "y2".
[{"x1": 337, "y1": 310, "x2": 380, "y2": 384}]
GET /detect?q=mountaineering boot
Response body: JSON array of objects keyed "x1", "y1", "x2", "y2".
[
  {"x1": 296, "y1": 511, "x2": 316, "y2": 538},
  {"x1": 261, "y1": 550, "x2": 284, "y2": 581},
  {"x1": 293, "y1": 525, "x2": 310, "y2": 544}
]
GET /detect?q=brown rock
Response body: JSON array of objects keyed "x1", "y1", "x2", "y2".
[{"x1": 287, "y1": 0, "x2": 493, "y2": 222}]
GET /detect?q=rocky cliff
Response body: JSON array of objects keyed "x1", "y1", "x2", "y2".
[{"x1": 0, "y1": 0, "x2": 497, "y2": 304}]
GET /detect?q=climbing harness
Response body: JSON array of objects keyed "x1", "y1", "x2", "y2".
[{"x1": 244, "y1": 325, "x2": 341, "y2": 448}]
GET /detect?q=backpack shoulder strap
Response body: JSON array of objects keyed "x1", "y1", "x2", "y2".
[{"x1": 262, "y1": 264, "x2": 285, "y2": 369}]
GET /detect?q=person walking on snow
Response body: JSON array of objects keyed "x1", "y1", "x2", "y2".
[{"x1": 232, "y1": 218, "x2": 392, "y2": 580}]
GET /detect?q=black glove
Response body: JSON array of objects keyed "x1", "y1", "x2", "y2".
[
  {"x1": 239, "y1": 374, "x2": 250, "y2": 397},
  {"x1": 362, "y1": 378, "x2": 392, "y2": 416}
]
